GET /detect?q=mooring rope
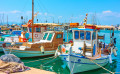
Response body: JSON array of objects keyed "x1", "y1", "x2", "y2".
[
  {"x1": 41, "y1": 56, "x2": 57, "y2": 66},
  {"x1": 70, "y1": 59, "x2": 76, "y2": 74},
  {"x1": 89, "y1": 59, "x2": 120, "y2": 74},
  {"x1": 24, "y1": 56, "x2": 57, "y2": 63}
]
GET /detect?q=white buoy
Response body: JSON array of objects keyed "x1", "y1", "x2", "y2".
[
  {"x1": 113, "y1": 49, "x2": 117, "y2": 57},
  {"x1": 108, "y1": 55, "x2": 112, "y2": 64},
  {"x1": 40, "y1": 46, "x2": 44, "y2": 53}
]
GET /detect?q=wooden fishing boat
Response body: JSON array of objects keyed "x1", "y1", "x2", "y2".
[
  {"x1": 3, "y1": 31, "x2": 63, "y2": 58},
  {"x1": 55, "y1": 25, "x2": 117, "y2": 73}
]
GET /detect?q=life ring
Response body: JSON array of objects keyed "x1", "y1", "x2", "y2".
[
  {"x1": 27, "y1": 20, "x2": 32, "y2": 25},
  {"x1": 35, "y1": 34, "x2": 38, "y2": 38}
]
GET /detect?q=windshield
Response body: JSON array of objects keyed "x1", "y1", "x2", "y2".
[
  {"x1": 47, "y1": 33, "x2": 53, "y2": 41},
  {"x1": 43, "y1": 33, "x2": 48, "y2": 40}
]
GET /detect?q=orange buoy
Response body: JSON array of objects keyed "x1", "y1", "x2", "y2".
[{"x1": 62, "y1": 48, "x2": 66, "y2": 53}]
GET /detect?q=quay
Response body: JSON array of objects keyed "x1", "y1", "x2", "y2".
[{"x1": 0, "y1": 67, "x2": 56, "y2": 74}]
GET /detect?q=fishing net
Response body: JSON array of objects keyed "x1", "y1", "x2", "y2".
[
  {"x1": 0, "y1": 54, "x2": 30, "y2": 74},
  {"x1": 0, "y1": 54, "x2": 22, "y2": 63}
]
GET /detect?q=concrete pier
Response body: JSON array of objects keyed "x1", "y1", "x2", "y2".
[{"x1": 0, "y1": 67, "x2": 56, "y2": 74}]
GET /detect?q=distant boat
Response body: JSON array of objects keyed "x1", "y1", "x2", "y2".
[{"x1": 55, "y1": 24, "x2": 117, "y2": 73}]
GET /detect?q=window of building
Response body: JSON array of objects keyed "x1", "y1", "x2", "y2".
[
  {"x1": 74, "y1": 31, "x2": 79, "y2": 39},
  {"x1": 80, "y1": 31, "x2": 84, "y2": 40},
  {"x1": 36, "y1": 28, "x2": 41, "y2": 32},
  {"x1": 43, "y1": 33, "x2": 48, "y2": 40},
  {"x1": 47, "y1": 33, "x2": 53, "y2": 41},
  {"x1": 86, "y1": 31, "x2": 91, "y2": 40}
]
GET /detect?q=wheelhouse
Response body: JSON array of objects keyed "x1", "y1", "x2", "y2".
[
  {"x1": 72, "y1": 28, "x2": 98, "y2": 56},
  {"x1": 72, "y1": 28, "x2": 97, "y2": 43}
]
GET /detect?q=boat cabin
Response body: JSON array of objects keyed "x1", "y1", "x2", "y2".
[
  {"x1": 72, "y1": 28, "x2": 98, "y2": 56},
  {"x1": 21, "y1": 23, "x2": 47, "y2": 42},
  {"x1": 20, "y1": 31, "x2": 63, "y2": 51},
  {"x1": 21, "y1": 23, "x2": 61, "y2": 42}
]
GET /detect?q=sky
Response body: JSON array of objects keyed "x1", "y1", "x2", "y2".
[{"x1": 0, "y1": 0, "x2": 120, "y2": 25}]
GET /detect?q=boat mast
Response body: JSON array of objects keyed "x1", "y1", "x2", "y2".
[
  {"x1": 32, "y1": 0, "x2": 34, "y2": 42},
  {"x1": 7, "y1": 15, "x2": 8, "y2": 26}
]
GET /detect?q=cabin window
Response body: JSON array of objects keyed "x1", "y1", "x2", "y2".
[
  {"x1": 23, "y1": 27, "x2": 27, "y2": 32},
  {"x1": 56, "y1": 34, "x2": 62, "y2": 38},
  {"x1": 36, "y1": 28, "x2": 41, "y2": 32},
  {"x1": 80, "y1": 31, "x2": 84, "y2": 40},
  {"x1": 86, "y1": 31, "x2": 91, "y2": 40},
  {"x1": 74, "y1": 31, "x2": 79, "y2": 39},
  {"x1": 47, "y1": 33, "x2": 53, "y2": 41},
  {"x1": 92, "y1": 32, "x2": 96, "y2": 40},
  {"x1": 29, "y1": 28, "x2": 32, "y2": 32},
  {"x1": 43, "y1": 33, "x2": 48, "y2": 40}
]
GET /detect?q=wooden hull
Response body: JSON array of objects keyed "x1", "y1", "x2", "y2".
[
  {"x1": 3, "y1": 48, "x2": 56, "y2": 58},
  {"x1": 60, "y1": 54, "x2": 109, "y2": 73}
]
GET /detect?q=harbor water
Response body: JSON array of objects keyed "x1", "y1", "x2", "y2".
[{"x1": 0, "y1": 30, "x2": 120, "y2": 74}]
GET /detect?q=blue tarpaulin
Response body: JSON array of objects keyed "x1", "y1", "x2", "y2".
[{"x1": 12, "y1": 31, "x2": 21, "y2": 36}]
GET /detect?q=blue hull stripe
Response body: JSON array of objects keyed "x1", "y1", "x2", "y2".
[
  {"x1": 61, "y1": 60, "x2": 108, "y2": 65},
  {"x1": 60, "y1": 54, "x2": 109, "y2": 60}
]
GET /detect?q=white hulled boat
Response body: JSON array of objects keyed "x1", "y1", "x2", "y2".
[{"x1": 55, "y1": 24, "x2": 117, "y2": 73}]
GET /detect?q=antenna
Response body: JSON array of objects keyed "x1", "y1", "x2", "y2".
[
  {"x1": 3, "y1": 13, "x2": 4, "y2": 25},
  {"x1": 53, "y1": 17, "x2": 54, "y2": 23},
  {"x1": 58, "y1": 19, "x2": 59, "y2": 24},
  {"x1": 7, "y1": 15, "x2": 8, "y2": 26},
  {"x1": 71, "y1": 14, "x2": 73, "y2": 23}
]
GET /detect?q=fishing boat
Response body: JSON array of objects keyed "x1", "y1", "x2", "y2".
[
  {"x1": 55, "y1": 24, "x2": 117, "y2": 73},
  {"x1": 0, "y1": 30, "x2": 22, "y2": 52},
  {"x1": 2, "y1": 31, "x2": 63, "y2": 58}
]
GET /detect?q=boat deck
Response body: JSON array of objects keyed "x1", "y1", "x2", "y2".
[{"x1": 0, "y1": 67, "x2": 56, "y2": 74}]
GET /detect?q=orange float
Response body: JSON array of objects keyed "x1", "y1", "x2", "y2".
[{"x1": 62, "y1": 48, "x2": 66, "y2": 53}]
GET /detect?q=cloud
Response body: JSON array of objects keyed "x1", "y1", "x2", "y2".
[
  {"x1": 102, "y1": 10, "x2": 112, "y2": 14},
  {"x1": 26, "y1": 11, "x2": 32, "y2": 14},
  {"x1": 0, "y1": 10, "x2": 21, "y2": 14},
  {"x1": 10, "y1": 10, "x2": 21, "y2": 14},
  {"x1": 89, "y1": 10, "x2": 120, "y2": 18},
  {"x1": 87, "y1": 10, "x2": 120, "y2": 25},
  {"x1": 58, "y1": 16, "x2": 63, "y2": 18},
  {"x1": 44, "y1": 12, "x2": 47, "y2": 16},
  {"x1": 38, "y1": 13, "x2": 42, "y2": 15}
]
